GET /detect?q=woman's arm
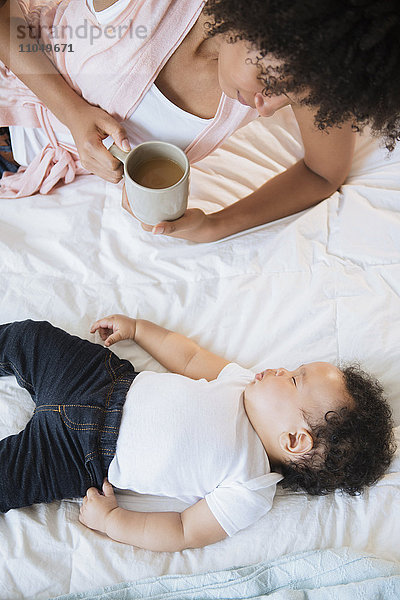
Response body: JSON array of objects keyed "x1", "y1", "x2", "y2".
[
  {"x1": 135, "y1": 106, "x2": 355, "y2": 242},
  {"x1": 0, "y1": 0, "x2": 128, "y2": 182},
  {"x1": 79, "y1": 479, "x2": 227, "y2": 551},
  {"x1": 0, "y1": 1, "x2": 83, "y2": 124},
  {"x1": 91, "y1": 314, "x2": 229, "y2": 381}
]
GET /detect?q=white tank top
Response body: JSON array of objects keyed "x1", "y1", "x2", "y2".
[{"x1": 10, "y1": 0, "x2": 212, "y2": 166}]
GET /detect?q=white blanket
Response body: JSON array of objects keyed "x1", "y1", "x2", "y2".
[{"x1": 1, "y1": 107, "x2": 400, "y2": 599}]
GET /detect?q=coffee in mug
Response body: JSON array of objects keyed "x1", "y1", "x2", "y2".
[
  {"x1": 109, "y1": 141, "x2": 190, "y2": 226},
  {"x1": 131, "y1": 158, "x2": 184, "y2": 189}
]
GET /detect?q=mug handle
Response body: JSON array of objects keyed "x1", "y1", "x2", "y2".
[{"x1": 109, "y1": 143, "x2": 130, "y2": 164}]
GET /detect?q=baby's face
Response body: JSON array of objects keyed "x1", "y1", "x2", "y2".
[{"x1": 243, "y1": 362, "x2": 346, "y2": 466}]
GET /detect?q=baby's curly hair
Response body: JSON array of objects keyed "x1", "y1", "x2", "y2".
[
  {"x1": 280, "y1": 364, "x2": 396, "y2": 496},
  {"x1": 204, "y1": 0, "x2": 400, "y2": 150}
]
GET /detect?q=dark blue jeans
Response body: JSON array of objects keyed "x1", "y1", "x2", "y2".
[
  {"x1": 0, "y1": 320, "x2": 137, "y2": 512},
  {"x1": 0, "y1": 127, "x2": 19, "y2": 176}
]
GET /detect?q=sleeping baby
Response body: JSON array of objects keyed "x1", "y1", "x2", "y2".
[{"x1": 0, "y1": 315, "x2": 395, "y2": 551}]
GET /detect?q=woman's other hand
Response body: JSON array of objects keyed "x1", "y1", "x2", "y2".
[
  {"x1": 143, "y1": 208, "x2": 218, "y2": 242},
  {"x1": 67, "y1": 104, "x2": 130, "y2": 183},
  {"x1": 121, "y1": 184, "x2": 220, "y2": 243}
]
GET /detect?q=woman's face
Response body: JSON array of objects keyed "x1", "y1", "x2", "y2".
[{"x1": 217, "y1": 39, "x2": 294, "y2": 117}]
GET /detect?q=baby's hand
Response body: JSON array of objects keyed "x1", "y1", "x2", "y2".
[
  {"x1": 79, "y1": 479, "x2": 118, "y2": 534},
  {"x1": 90, "y1": 314, "x2": 137, "y2": 346}
]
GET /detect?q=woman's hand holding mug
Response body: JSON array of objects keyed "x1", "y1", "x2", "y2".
[
  {"x1": 121, "y1": 182, "x2": 215, "y2": 242},
  {"x1": 66, "y1": 103, "x2": 130, "y2": 183}
]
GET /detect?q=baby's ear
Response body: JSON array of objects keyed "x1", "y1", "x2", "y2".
[{"x1": 279, "y1": 429, "x2": 313, "y2": 457}]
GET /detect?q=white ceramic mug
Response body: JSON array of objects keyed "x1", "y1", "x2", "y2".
[{"x1": 110, "y1": 141, "x2": 190, "y2": 226}]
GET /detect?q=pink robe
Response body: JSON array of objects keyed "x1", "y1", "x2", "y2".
[{"x1": 0, "y1": 0, "x2": 257, "y2": 197}]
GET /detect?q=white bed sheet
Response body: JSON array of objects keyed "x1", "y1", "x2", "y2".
[{"x1": 0, "y1": 106, "x2": 400, "y2": 599}]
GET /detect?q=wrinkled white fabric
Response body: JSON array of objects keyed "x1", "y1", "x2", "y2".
[{"x1": 0, "y1": 109, "x2": 399, "y2": 599}]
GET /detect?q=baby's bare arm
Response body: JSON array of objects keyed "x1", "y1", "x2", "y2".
[
  {"x1": 91, "y1": 314, "x2": 229, "y2": 380},
  {"x1": 79, "y1": 480, "x2": 227, "y2": 551},
  {"x1": 134, "y1": 319, "x2": 229, "y2": 380}
]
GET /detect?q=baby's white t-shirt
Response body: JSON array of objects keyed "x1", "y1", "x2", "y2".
[{"x1": 108, "y1": 363, "x2": 283, "y2": 536}]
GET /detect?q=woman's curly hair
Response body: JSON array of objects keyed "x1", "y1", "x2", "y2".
[
  {"x1": 280, "y1": 364, "x2": 396, "y2": 496},
  {"x1": 204, "y1": 0, "x2": 400, "y2": 150}
]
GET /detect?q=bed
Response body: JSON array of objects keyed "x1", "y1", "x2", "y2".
[{"x1": 0, "y1": 106, "x2": 399, "y2": 599}]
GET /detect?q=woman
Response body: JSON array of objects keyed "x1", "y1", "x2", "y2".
[{"x1": 0, "y1": 0, "x2": 398, "y2": 242}]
